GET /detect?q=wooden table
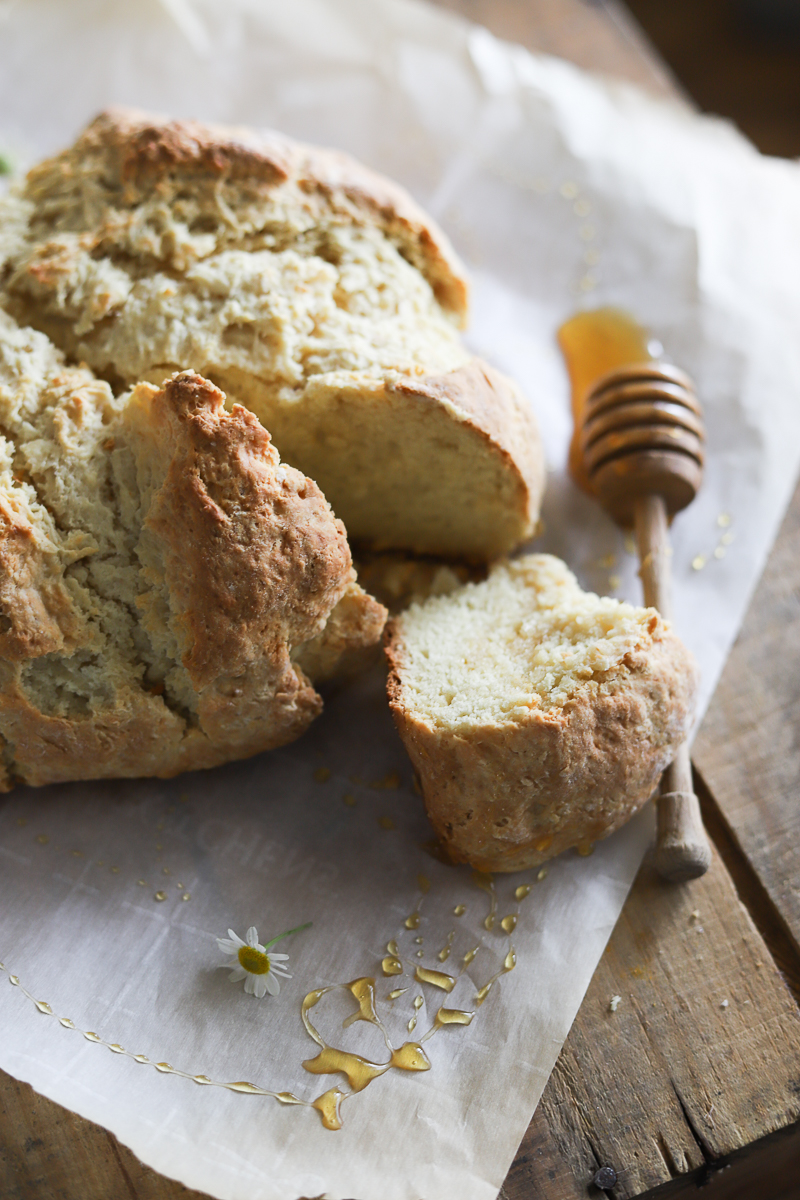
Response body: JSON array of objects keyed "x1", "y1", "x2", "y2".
[{"x1": 4, "y1": 2, "x2": 800, "y2": 1197}]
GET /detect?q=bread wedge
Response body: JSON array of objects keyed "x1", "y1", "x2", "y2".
[
  {"x1": 386, "y1": 554, "x2": 697, "y2": 871},
  {"x1": 0, "y1": 108, "x2": 545, "y2": 561},
  {"x1": 0, "y1": 312, "x2": 385, "y2": 788}
]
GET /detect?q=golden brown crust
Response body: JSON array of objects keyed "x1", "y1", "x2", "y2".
[
  {"x1": 385, "y1": 619, "x2": 697, "y2": 873},
  {"x1": 136, "y1": 372, "x2": 352, "y2": 687},
  {"x1": 16, "y1": 107, "x2": 468, "y2": 322},
  {"x1": 0, "y1": 357, "x2": 385, "y2": 789},
  {"x1": 387, "y1": 360, "x2": 546, "y2": 545},
  {"x1": 292, "y1": 581, "x2": 388, "y2": 683}
]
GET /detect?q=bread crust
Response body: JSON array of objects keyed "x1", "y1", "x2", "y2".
[
  {"x1": 0, "y1": 364, "x2": 386, "y2": 789},
  {"x1": 385, "y1": 589, "x2": 698, "y2": 873},
  {"x1": 2, "y1": 109, "x2": 545, "y2": 563},
  {"x1": 10, "y1": 106, "x2": 468, "y2": 321},
  {"x1": 387, "y1": 361, "x2": 546, "y2": 554}
]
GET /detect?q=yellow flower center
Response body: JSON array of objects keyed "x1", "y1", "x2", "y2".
[{"x1": 238, "y1": 946, "x2": 271, "y2": 975}]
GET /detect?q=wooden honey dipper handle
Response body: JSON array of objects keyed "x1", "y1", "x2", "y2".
[
  {"x1": 558, "y1": 310, "x2": 711, "y2": 882},
  {"x1": 634, "y1": 494, "x2": 711, "y2": 880}
]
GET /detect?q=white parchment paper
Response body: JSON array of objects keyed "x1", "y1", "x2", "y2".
[{"x1": 2, "y1": 2, "x2": 800, "y2": 1198}]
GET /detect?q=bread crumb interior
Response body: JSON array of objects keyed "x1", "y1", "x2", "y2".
[{"x1": 397, "y1": 555, "x2": 662, "y2": 727}]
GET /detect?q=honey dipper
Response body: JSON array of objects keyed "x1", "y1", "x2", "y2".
[{"x1": 558, "y1": 307, "x2": 711, "y2": 882}]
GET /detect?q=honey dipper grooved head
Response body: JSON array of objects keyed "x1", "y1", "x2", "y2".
[{"x1": 577, "y1": 363, "x2": 704, "y2": 527}]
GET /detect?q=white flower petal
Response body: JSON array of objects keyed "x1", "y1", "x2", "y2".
[
  {"x1": 271, "y1": 965, "x2": 292, "y2": 978},
  {"x1": 228, "y1": 968, "x2": 247, "y2": 982},
  {"x1": 269, "y1": 952, "x2": 290, "y2": 961},
  {"x1": 216, "y1": 938, "x2": 238, "y2": 954},
  {"x1": 244, "y1": 974, "x2": 257, "y2": 995},
  {"x1": 228, "y1": 929, "x2": 246, "y2": 946},
  {"x1": 254, "y1": 976, "x2": 268, "y2": 998},
  {"x1": 255, "y1": 944, "x2": 267, "y2": 954},
  {"x1": 265, "y1": 972, "x2": 280, "y2": 996},
  {"x1": 246, "y1": 926, "x2": 259, "y2": 948}
]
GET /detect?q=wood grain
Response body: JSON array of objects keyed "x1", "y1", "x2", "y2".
[
  {"x1": 693, "y1": 474, "x2": 800, "y2": 960},
  {"x1": 503, "y1": 846, "x2": 800, "y2": 1198}
]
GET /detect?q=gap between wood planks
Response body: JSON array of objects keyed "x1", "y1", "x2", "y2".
[{"x1": 694, "y1": 765, "x2": 800, "y2": 1007}]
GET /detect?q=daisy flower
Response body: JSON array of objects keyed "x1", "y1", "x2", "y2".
[{"x1": 216, "y1": 923, "x2": 309, "y2": 998}]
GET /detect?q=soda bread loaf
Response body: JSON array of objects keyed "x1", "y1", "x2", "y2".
[
  {"x1": 0, "y1": 108, "x2": 545, "y2": 561},
  {"x1": 386, "y1": 555, "x2": 698, "y2": 872},
  {"x1": 0, "y1": 312, "x2": 385, "y2": 789}
]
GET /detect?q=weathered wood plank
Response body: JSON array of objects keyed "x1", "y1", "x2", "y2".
[
  {"x1": 504, "y1": 845, "x2": 800, "y2": 1199},
  {"x1": 693, "y1": 474, "x2": 800, "y2": 962},
  {"x1": 0, "y1": 1069, "x2": 207, "y2": 1200}
]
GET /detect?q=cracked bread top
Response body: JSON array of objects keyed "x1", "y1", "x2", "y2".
[
  {"x1": 0, "y1": 311, "x2": 386, "y2": 788},
  {"x1": 0, "y1": 107, "x2": 469, "y2": 385},
  {"x1": 0, "y1": 108, "x2": 545, "y2": 561}
]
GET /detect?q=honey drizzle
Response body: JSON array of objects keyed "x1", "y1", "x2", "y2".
[
  {"x1": 312, "y1": 1087, "x2": 345, "y2": 1130},
  {"x1": 302, "y1": 1045, "x2": 390, "y2": 1093},
  {"x1": 414, "y1": 965, "x2": 456, "y2": 993},
  {"x1": 475, "y1": 947, "x2": 517, "y2": 1007},
  {"x1": 4, "y1": 861, "x2": 528, "y2": 1134},
  {"x1": 301, "y1": 978, "x2": 432, "y2": 1096},
  {"x1": 341, "y1": 977, "x2": 382, "y2": 1030},
  {"x1": 421, "y1": 1007, "x2": 475, "y2": 1042},
  {"x1": 472, "y1": 871, "x2": 497, "y2": 931},
  {"x1": 1, "y1": 962, "x2": 306, "y2": 1113},
  {"x1": 437, "y1": 932, "x2": 456, "y2": 963}
]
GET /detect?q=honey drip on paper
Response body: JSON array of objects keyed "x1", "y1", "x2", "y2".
[
  {"x1": 342, "y1": 978, "x2": 380, "y2": 1028},
  {"x1": 0, "y1": 962, "x2": 309, "y2": 1121},
  {"x1": 437, "y1": 932, "x2": 456, "y2": 962},
  {"x1": 472, "y1": 871, "x2": 497, "y2": 930},
  {"x1": 388, "y1": 988, "x2": 408, "y2": 1001},
  {"x1": 500, "y1": 914, "x2": 518, "y2": 934},
  {"x1": 475, "y1": 948, "x2": 517, "y2": 1007},
  {"x1": 390, "y1": 1042, "x2": 431, "y2": 1072},
  {"x1": 386, "y1": 940, "x2": 398, "y2": 955},
  {"x1": 302, "y1": 1046, "x2": 390, "y2": 1092},
  {"x1": 421, "y1": 1007, "x2": 475, "y2": 1041},
  {"x1": 462, "y1": 945, "x2": 480, "y2": 966},
  {"x1": 404, "y1": 910, "x2": 421, "y2": 930},
  {"x1": 301, "y1": 979, "x2": 431, "y2": 1099},
  {"x1": 514, "y1": 885, "x2": 532, "y2": 901},
  {"x1": 414, "y1": 966, "x2": 456, "y2": 993},
  {"x1": 453, "y1": 904, "x2": 466, "y2": 917},
  {"x1": 381, "y1": 955, "x2": 403, "y2": 976},
  {"x1": 557, "y1": 306, "x2": 656, "y2": 493},
  {"x1": 313, "y1": 1088, "x2": 345, "y2": 1130}
]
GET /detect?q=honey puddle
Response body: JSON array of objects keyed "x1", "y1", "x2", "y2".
[{"x1": 301, "y1": 977, "x2": 431, "y2": 1110}]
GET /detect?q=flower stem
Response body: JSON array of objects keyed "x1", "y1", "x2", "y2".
[{"x1": 263, "y1": 922, "x2": 312, "y2": 949}]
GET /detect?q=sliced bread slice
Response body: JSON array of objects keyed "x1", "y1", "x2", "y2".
[{"x1": 386, "y1": 554, "x2": 697, "y2": 871}]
